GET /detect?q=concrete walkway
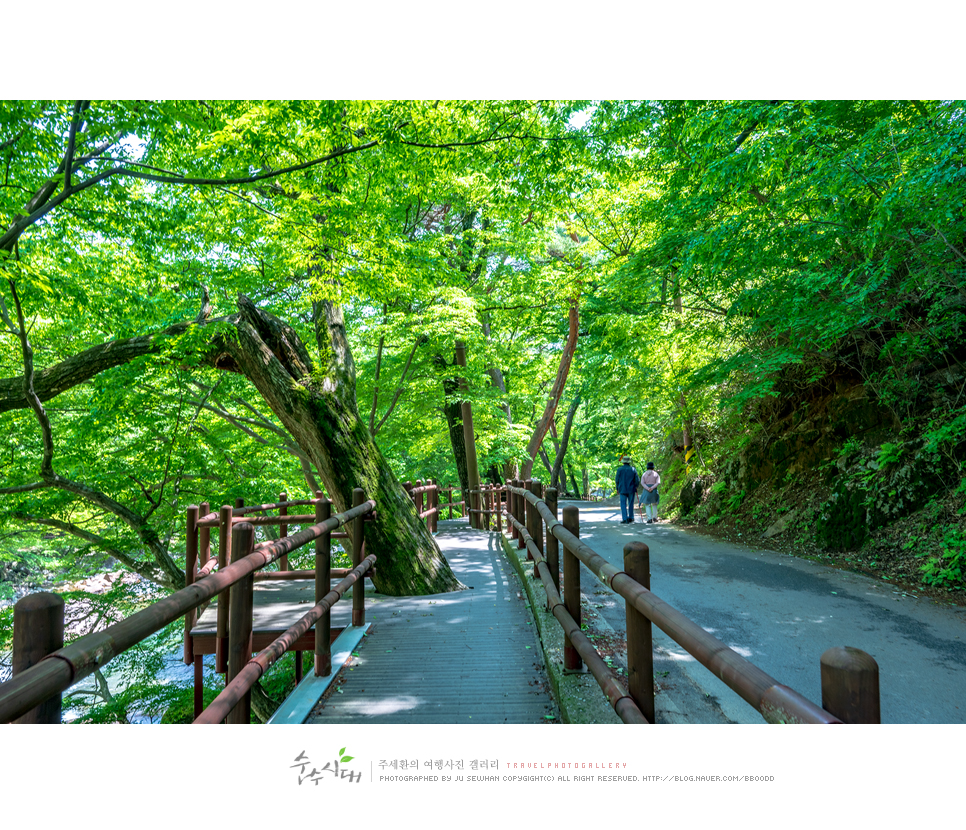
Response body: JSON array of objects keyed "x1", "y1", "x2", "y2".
[{"x1": 302, "y1": 519, "x2": 559, "y2": 724}]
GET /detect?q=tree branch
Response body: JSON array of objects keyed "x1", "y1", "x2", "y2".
[
  {"x1": 0, "y1": 124, "x2": 29, "y2": 153},
  {"x1": 550, "y1": 394, "x2": 581, "y2": 489},
  {"x1": 0, "y1": 304, "x2": 226, "y2": 414},
  {"x1": 520, "y1": 300, "x2": 580, "y2": 479},
  {"x1": 0, "y1": 480, "x2": 51, "y2": 495},
  {"x1": 1, "y1": 140, "x2": 379, "y2": 251},
  {"x1": 6, "y1": 280, "x2": 185, "y2": 587},
  {"x1": 0, "y1": 291, "x2": 20, "y2": 334},
  {"x1": 10, "y1": 277, "x2": 54, "y2": 477},
  {"x1": 369, "y1": 334, "x2": 385, "y2": 434},
  {"x1": 399, "y1": 131, "x2": 578, "y2": 150},
  {"x1": 63, "y1": 101, "x2": 90, "y2": 191},
  {"x1": 7, "y1": 514, "x2": 172, "y2": 586},
  {"x1": 373, "y1": 335, "x2": 425, "y2": 435}
]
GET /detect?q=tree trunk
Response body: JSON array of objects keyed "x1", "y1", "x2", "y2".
[
  {"x1": 212, "y1": 296, "x2": 463, "y2": 596},
  {"x1": 484, "y1": 464, "x2": 502, "y2": 485},
  {"x1": 249, "y1": 679, "x2": 278, "y2": 724},
  {"x1": 671, "y1": 269, "x2": 696, "y2": 471},
  {"x1": 680, "y1": 392, "x2": 693, "y2": 467},
  {"x1": 0, "y1": 296, "x2": 463, "y2": 595},
  {"x1": 550, "y1": 394, "x2": 581, "y2": 491},
  {"x1": 537, "y1": 446, "x2": 554, "y2": 480},
  {"x1": 568, "y1": 462, "x2": 581, "y2": 498},
  {"x1": 520, "y1": 300, "x2": 579, "y2": 479},
  {"x1": 434, "y1": 355, "x2": 470, "y2": 499},
  {"x1": 481, "y1": 318, "x2": 517, "y2": 481},
  {"x1": 453, "y1": 341, "x2": 482, "y2": 527}
]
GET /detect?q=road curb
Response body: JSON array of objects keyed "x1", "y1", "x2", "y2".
[{"x1": 500, "y1": 531, "x2": 622, "y2": 725}]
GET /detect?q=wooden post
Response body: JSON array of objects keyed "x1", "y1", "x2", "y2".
[
  {"x1": 496, "y1": 485, "x2": 503, "y2": 533},
  {"x1": 279, "y1": 491, "x2": 300, "y2": 682},
  {"x1": 278, "y1": 491, "x2": 289, "y2": 572},
  {"x1": 522, "y1": 480, "x2": 532, "y2": 556},
  {"x1": 821, "y1": 647, "x2": 881, "y2": 724},
  {"x1": 216, "y1": 504, "x2": 233, "y2": 674},
  {"x1": 562, "y1": 506, "x2": 582, "y2": 672},
  {"x1": 415, "y1": 479, "x2": 424, "y2": 528},
  {"x1": 509, "y1": 479, "x2": 519, "y2": 541},
  {"x1": 183, "y1": 505, "x2": 199, "y2": 665},
  {"x1": 528, "y1": 480, "x2": 543, "y2": 578},
  {"x1": 454, "y1": 340, "x2": 481, "y2": 529},
  {"x1": 432, "y1": 479, "x2": 439, "y2": 533},
  {"x1": 545, "y1": 488, "x2": 559, "y2": 600},
  {"x1": 12, "y1": 592, "x2": 65, "y2": 723},
  {"x1": 194, "y1": 653, "x2": 204, "y2": 720},
  {"x1": 315, "y1": 493, "x2": 332, "y2": 676},
  {"x1": 195, "y1": 500, "x2": 209, "y2": 719},
  {"x1": 433, "y1": 478, "x2": 443, "y2": 533},
  {"x1": 234, "y1": 497, "x2": 245, "y2": 511},
  {"x1": 199, "y1": 501, "x2": 211, "y2": 569},
  {"x1": 447, "y1": 485, "x2": 454, "y2": 520},
  {"x1": 352, "y1": 488, "x2": 366, "y2": 627},
  {"x1": 227, "y1": 522, "x2": 255, "y2": 724},
  {"x1": 483, "y1": 485, "x2": 491, "y2": 530},
  {"x1": 624, "y1": 541, "x2": 654, "y2": 723}
]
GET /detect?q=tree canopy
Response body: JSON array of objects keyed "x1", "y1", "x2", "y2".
[{"x1": 3, "y1": 99, "x2": 965, "y2": 718}]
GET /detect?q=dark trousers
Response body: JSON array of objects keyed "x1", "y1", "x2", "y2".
[{"x1": 620, "y1": 493, "x2": 634, "y2": 522}]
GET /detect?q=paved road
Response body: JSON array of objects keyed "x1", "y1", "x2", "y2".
[{"x1": 559, "y1": 500, "x2": 966, "y2": 724}]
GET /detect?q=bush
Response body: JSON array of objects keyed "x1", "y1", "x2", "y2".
[{"x1": 920, "y1": 528, "x2": 966, "y2": 590}]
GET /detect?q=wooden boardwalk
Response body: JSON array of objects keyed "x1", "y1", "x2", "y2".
[{"x1": 303, "y1": 519, "x2": 558, "y2": 724}]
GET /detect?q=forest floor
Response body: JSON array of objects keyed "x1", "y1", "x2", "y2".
[{"x1": 673, "y1": 482, "x2": 966, "y2": 609}]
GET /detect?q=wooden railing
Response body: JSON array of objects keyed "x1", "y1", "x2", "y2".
[
  {"x1": 402, "y1": 480, "x2": 467, "y2": 530},
  {"x1": 1, "y1": 488, "x2": 377, "y2": 725},
  {"x1": 499, "y1": 479, "x2": 881, "y2": 725},
  {"x1": 401, "y1": 478, "x2": 594, "y2": 534}
]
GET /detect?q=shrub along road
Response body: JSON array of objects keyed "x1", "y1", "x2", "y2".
[{"x1": 558, "y1": 499, "x2": 966, "y2": 724}]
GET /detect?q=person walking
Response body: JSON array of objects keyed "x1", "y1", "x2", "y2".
[
  {"x1": 640, "y1": 461, "x2": 661, "y2": 523},
  {"x1": 615, "y1": 456, "x2": 640, "y2": 524}
]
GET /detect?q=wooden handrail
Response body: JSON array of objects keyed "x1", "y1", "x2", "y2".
[
  {"x1": 504, "y1": 484, "x2": 850, "y2": 725},
  {"x1": 0, "y1": 499, "x2": 375, "y2": 724},
  {"x1": 195, "y1": 553, "x2": 377, "y2": 724}
]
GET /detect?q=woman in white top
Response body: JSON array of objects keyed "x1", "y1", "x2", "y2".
[{"x1": 639, "y1": 462, "x2": 661, "y2": 523}]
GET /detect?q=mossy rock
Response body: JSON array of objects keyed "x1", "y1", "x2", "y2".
[
  {"x1": 679, "y1": 479, "x2": 704, "y2": 515},
  {"x1": 816, "y1": 483, "x2": 869, "y2": 550}
]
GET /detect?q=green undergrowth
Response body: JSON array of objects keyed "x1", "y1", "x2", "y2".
[{"x1": 670, "y1": 464, "x2": 966, "y2": 602}]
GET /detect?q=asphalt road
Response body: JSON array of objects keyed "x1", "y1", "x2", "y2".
[{"x1": 558, "y1": 499, "x2": 966, "y2": 724}]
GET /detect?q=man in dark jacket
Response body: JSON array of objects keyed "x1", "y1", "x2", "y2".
[{"x1": 615, "y1": 456, "x2": 640, "y2": 524}]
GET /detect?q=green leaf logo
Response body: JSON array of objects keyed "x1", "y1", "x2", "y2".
[{"x1": 339, "y1": 747, "x2": 354, "y2": 764}]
